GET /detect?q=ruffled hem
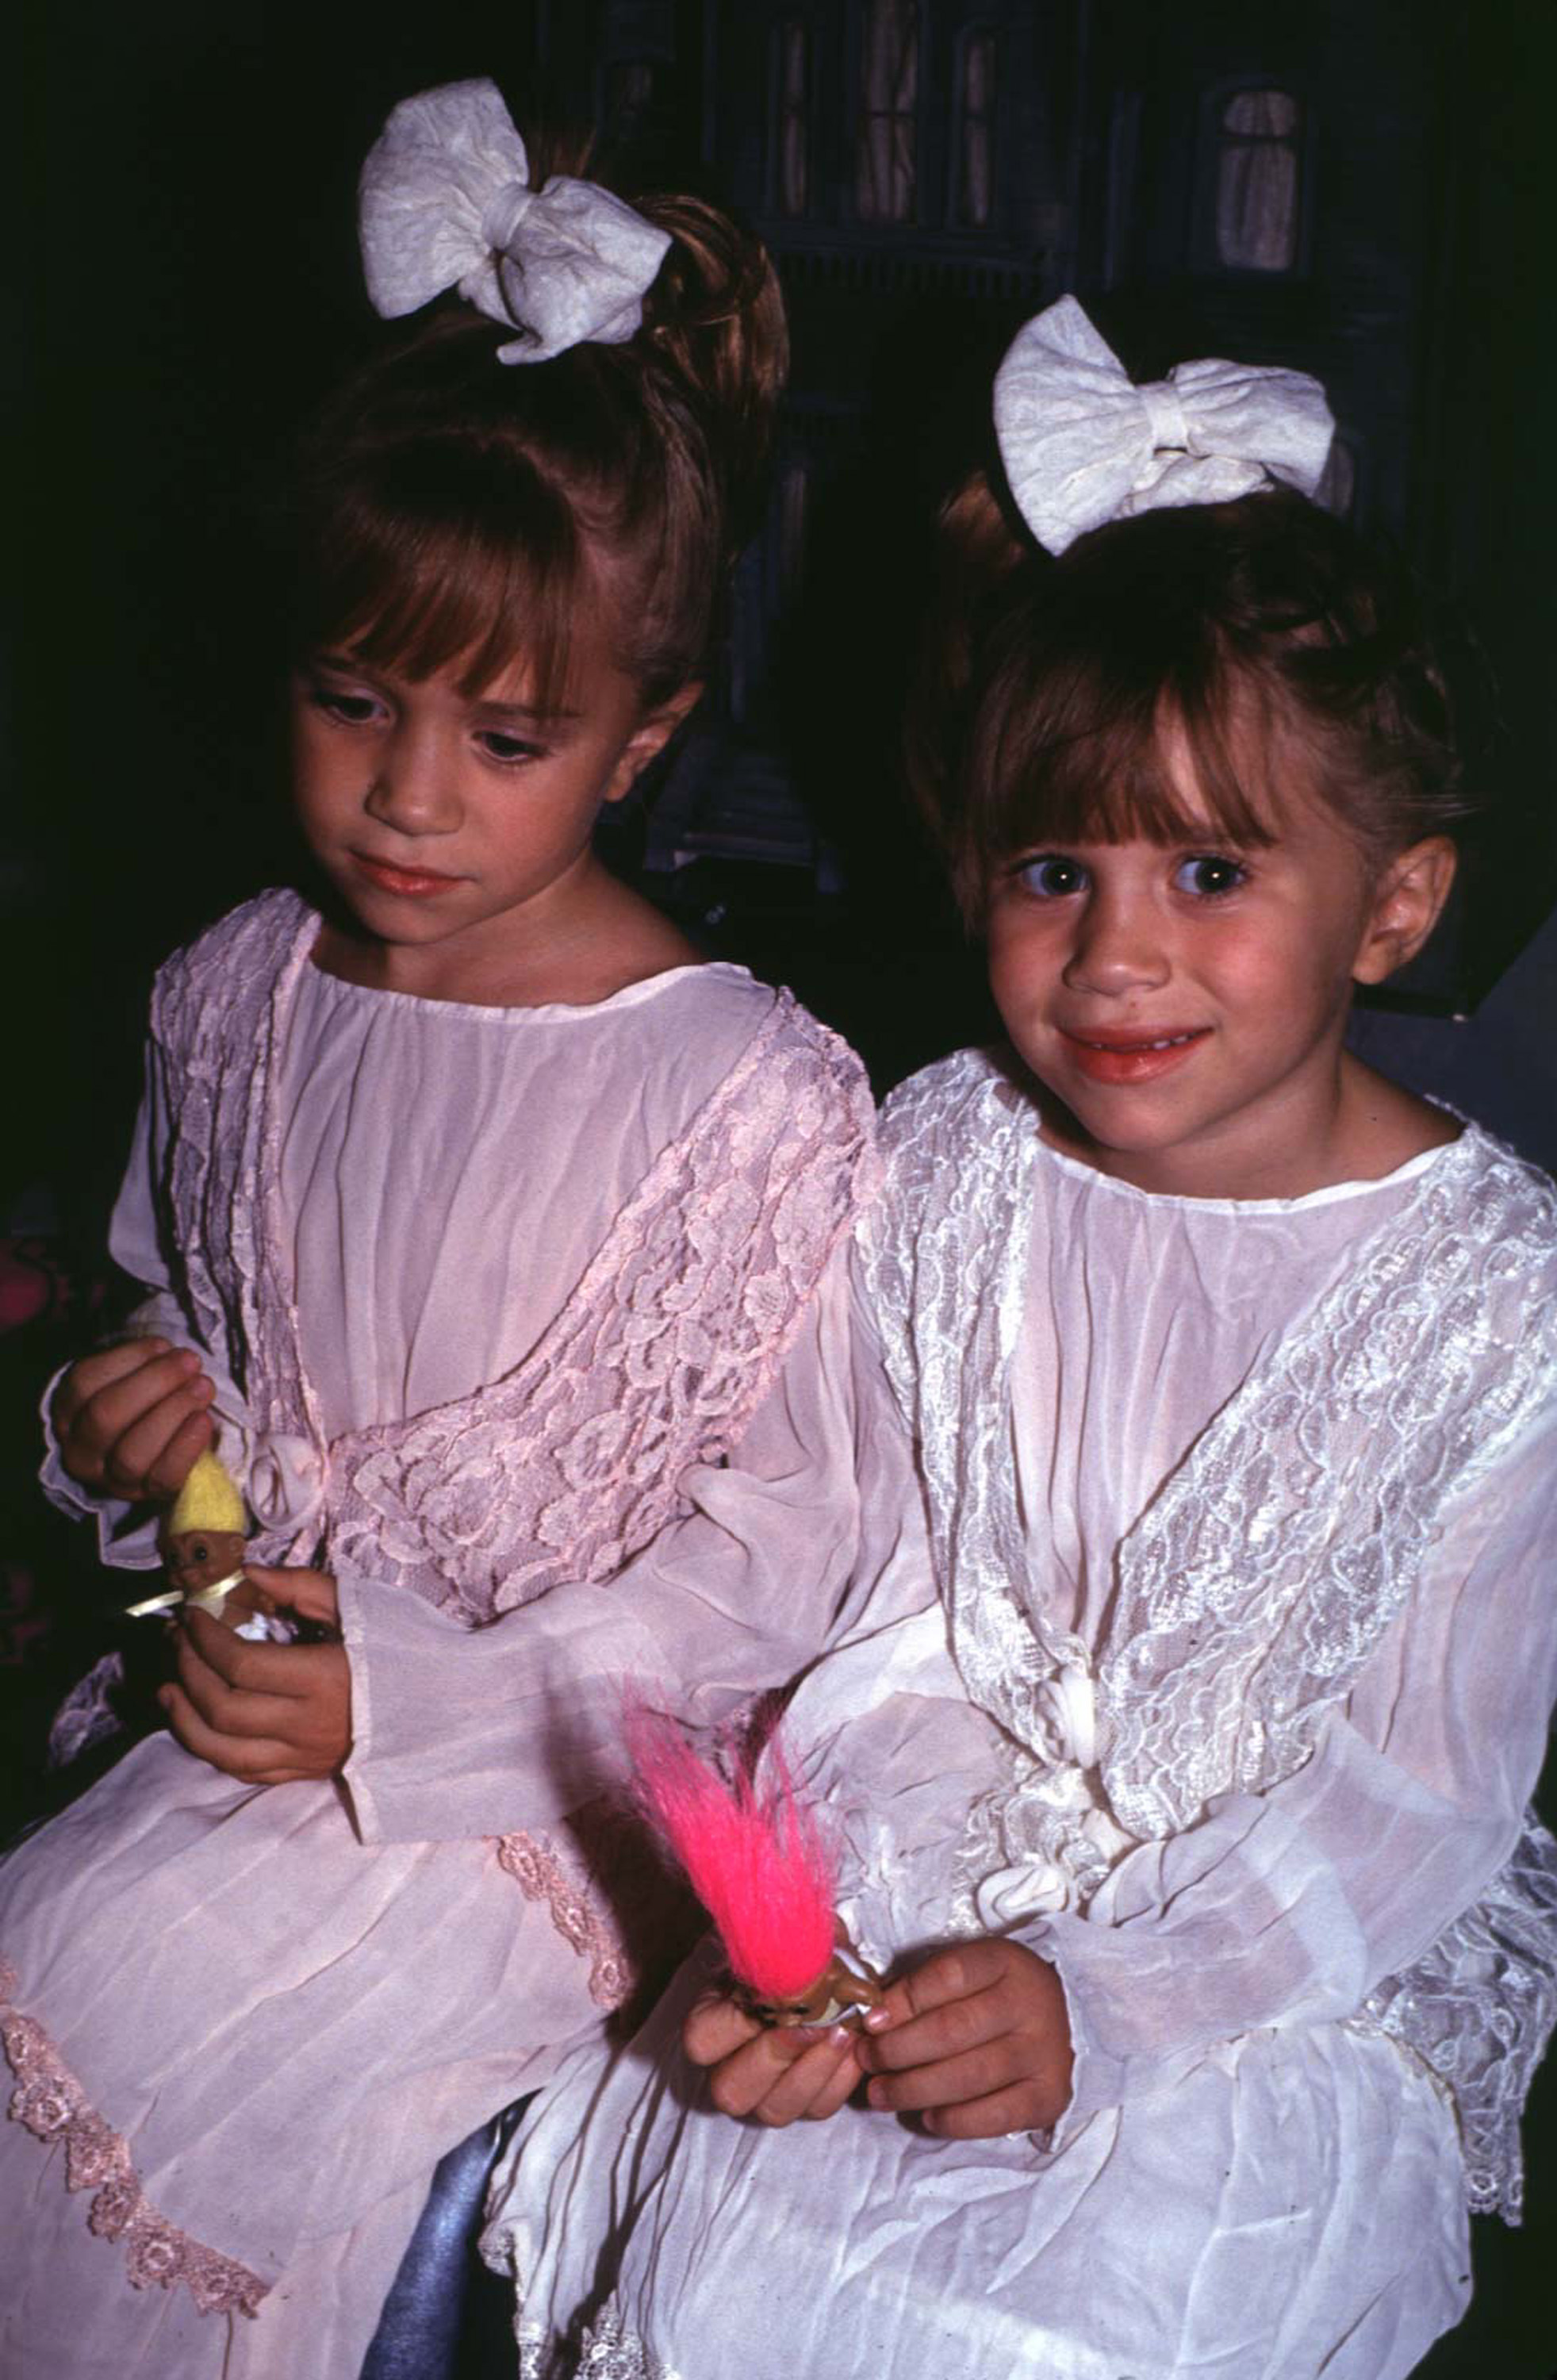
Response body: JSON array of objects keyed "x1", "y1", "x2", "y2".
[{"x1": 0, "y1": 1958, "x2": 270, "y2": 2317}]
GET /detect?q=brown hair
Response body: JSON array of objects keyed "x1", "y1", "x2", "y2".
[
  {"x1": 911, "y1": 476, "x2": 1467, "y2": 922},
  {"x1": 290, "y1": 132, "x2": 787, "y2": 715}
]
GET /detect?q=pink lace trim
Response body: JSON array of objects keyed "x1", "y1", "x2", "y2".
[
  {"x1": 0, "y1": 1960, "x2": 269, "y2": 2317},
  {"x1": 326, "y1": 988, "x2": 876, "y2": 1622},
  {"x1": 153, "y1": 890, "x2": 877, "y2": 1612},
  {"x1": 495, "y1": 1834, "x2": 632, "y2": 2010}
]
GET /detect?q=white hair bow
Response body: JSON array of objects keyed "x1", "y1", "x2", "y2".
[
  {"x1": 995, "y1": 295, "x2": 1334, "y2": 555},
  {"x1": 359, "y1": 78, "x2": 673, "y2": 364}
]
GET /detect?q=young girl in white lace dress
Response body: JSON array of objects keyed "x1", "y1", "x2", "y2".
[
  {"x1": 0, "y1": 81, "x2": 877, "y2": 2380},
  {"x1": 482, "y1": 298, "x2": 1557, "y2": 2379}
]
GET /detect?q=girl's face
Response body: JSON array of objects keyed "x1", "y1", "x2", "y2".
[
  {"x1": 290, "y1": 630, "x2": 691, "y2": 1000},
  {"x1": 984, "y1": 733, "x2": 1452, "y2": 1200}
]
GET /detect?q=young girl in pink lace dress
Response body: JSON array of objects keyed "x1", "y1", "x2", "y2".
[
  {"x1": 0, "y1": 81, "x2": 874, "y2": 2379},
  {"x1": 482, "y1": 301, "x2": 1557, "y2": 2379}
]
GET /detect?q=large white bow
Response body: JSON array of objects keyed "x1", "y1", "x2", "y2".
[
  {"x1": 995, "y1": 295, "x2": 1334, "y2": 555},
  {"x1": 359, "y1": 78, "x2": 673, "y2": 365}
]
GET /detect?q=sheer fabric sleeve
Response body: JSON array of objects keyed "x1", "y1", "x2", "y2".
[
  {"x1": 338, "y1": 1247, "x2": 938, "y2": 1845},
  {"x1": 37, "y1": 1046, "x2": 255, "y2": 1568},
  {"x1": 1031, "y1": 1405, "x2": 1557, "y2": 2125}
]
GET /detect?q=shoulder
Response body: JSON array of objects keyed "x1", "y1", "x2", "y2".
[
  {"x1": 151, "y1": 889, "x2": 312, "y2": 1037},
  {"x1": 643, "y1": 967, "x2": 876, "y2": 1145},
  {"x1": 877, "y1": 1044, "x2": 1030, "y2": 1183},
  {"x1": 1432, "y1": 1118, "x2": 1557, "y2": 1250},
  {"x1": 1361, "y1": 1123, "x2": 1557, "y2": 1476},
  {"x1": 720, "y1": 984, "x2": 878, "y2": 1204},
  {"x1": 760, "y1": 985, "x2": 876, "y2": 1122},
  {"x1": 861, "y1": 1045, "x2": 1034, "y2": 1299},
  {"x1": 1437, "y1": 1119, "x2": 1557, "y2": 1306}
]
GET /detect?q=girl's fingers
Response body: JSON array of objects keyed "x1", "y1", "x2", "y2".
[
  {"x1": 53, "y1": 1339, "x2": 171, "y2": 1426},
  {"x1": 859, "y1": 1983, "x2": 1002, "y2": 2076},
  {"x1": 177, "y1": 1614, "x2": 352, "y2": 1772},
  {"x1": 159, "y1": 1682, "x2": 300, "y2": 1783},
  {"x1": 171, "y1": 1633, "x2": 301, "y2": 1741},
  {"x1": 865, "y1": 2036, "x2": 1025, "y2": 2117},
  {"x1": 138, "y1": 1403, "x2": 217, "y2": 1499},
  {"x1": 702, "y1": 2023, "x2": 849, "y2": 2122},
  {"x1": 919, "y1": 2083, "x2": 1054, "y2": 2141},
  {"x1": 98, "y1": 1375, "x2": 216, "y2": 1496},
  {"x1": 56, "y1": 1345, "x2": 208, "y2": 1488},
  {"x1": 52, "y1": 1333, "x2": 158, "y2": 1418},
  {"x1": 750, "y1": 2033, "x2": 859, "y2": 2128},
  {"x1": 242, "y1": 1566, "x2": 340, "y2": 1627},
  {"x1": 682, "y1": 1992, "x2": 762, "y2": 2069},
  {"x1": 180, "y1": 1609, "x2": 320, "y2": 1700},
  {"x1": 795, "y1": 2038, "x2": 865, "y2": 2124}
]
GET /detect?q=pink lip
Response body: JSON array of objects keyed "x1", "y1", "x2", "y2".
[
  {"x1": 1059, "y1": 1027, "x2": 1211, "y2": 1086},
  {"x1": 352, "y1": 853, "x2": 461, "y2": 898}
]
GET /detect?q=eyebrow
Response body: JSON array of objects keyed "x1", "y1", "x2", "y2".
[{"x1": 470, "y1": 695, "x2": 581, "y2": 727}]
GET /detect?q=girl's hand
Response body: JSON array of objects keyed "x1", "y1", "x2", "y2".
[
  {"x1": 683, "y1": 1990, "x2": 861, "y2": 2128},
  {"x1": 159, "y1": 1568, "x2": 351, "y2": 1784},
  {"x1": 52, "y1": 1339, "x2": 216, "y2": 1499},
  {"x1": 856, "y1": 1938, "x2": 1072, "y2": 2138}
]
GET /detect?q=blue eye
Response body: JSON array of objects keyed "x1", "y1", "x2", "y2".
[
  {"x1": 1173, "y1": 853, "x2": 1248, "y2": 898},
  {"x1": 1014, "y1": 854, "x2": 1089, "y2": 899}
]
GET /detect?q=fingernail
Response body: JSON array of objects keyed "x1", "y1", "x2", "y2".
[{"x1": 863, "y1": 2006, "x2": 892, "y2": 2032}]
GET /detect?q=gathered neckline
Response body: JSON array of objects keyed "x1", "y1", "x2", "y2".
[
  {"x1": 303, "y1": 950, "x2": 754, "y2": 1024},
  {"x1": 1032, "y1": 1127, "x2": 1464, "y2": 1216}
]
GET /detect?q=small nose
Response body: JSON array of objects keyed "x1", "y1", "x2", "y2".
[
  {"x1": 363, "y1": 725, "x2": 462, "y2": 838},
  {"x1": 1061, "y1": 885, "x2": 1171, "y2": 997}
]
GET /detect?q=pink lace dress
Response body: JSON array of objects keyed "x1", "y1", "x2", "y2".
[{"x1": 0, "y1": 889, "x2": 875, "y2": 2380}]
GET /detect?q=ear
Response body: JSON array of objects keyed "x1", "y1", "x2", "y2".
[
  {"x1": 1352, "y1": 835, "x2": 1458, "y2": 986},
  {"x1": 602, "y1": 681, "x2": 704, "y2": 805}
]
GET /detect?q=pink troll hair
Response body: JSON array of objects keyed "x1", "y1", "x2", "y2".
[{"x1": 623, "y1": 1701, "x2": 837, "y2": 2002}]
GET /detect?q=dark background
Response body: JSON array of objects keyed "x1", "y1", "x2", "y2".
[{"x1": 9, "y1": 5, "x2": 1557, "y2": 2374}]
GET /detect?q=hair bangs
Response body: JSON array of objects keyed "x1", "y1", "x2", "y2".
[
  {"x1": 923, "y1": 486, "x2": 1467, "y2": 928},
  {"x1": 296, "y1": 446, "x2": 593, "y2": 718},
  {"x1": 961, "y1": 627, "x2": 1277, "y2": 916}
]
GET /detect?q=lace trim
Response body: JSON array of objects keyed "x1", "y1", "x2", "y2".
[
  {"x1": 152, "y1": 891, "x2": 320, "y2": 1471},
  {"x1": 1099, "y1": 1133, "x2": 1557, "y2": 1839},
  {"x1": 496, "y1": 1833, "x2": 633, "y2": 2011},
  {"x1": 1363, "y1": 1812, "x2": 1557, "y2": 2224},
  {"x1": 867, "y1": 1047, "x2": 1557, "y2": 2222},
  {"x1": 865, "y1": 1055, "x2": 1088, "y2": 1781},
  {"x1": 153, "y1": 891, "x2": 876, "y2": 1614},
  {"x1": 0, "y1": 1963, "x2": 269, "y2": 2316},
  {"x1": 517, "y1": 2303, "x2": 680, "y2": 2380},
  {"x1": 327, "y1": 992, "x2": 874, "y2": 1620}
]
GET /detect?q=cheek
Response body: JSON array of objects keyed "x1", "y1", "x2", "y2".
[
  {"x1": 985, "y1": 923, "x2": 1065, "y2": 1060},
  {"x1": 1204, "y1": 911, "x2": 1354, "y2": 1034},
  {"x1": 987, "y1": 911, "x2": 1060, "y2": 1007},
  {"x1": 289, "y1": 729, "x2": 352, "y2": 828}
]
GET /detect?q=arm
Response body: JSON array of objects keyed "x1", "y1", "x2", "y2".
[
  {"x1": 846, "y1": 1407, "x2": 1557, "y2": 2144},
  {"x1": 1022, "y1": 1410, "x2": 1557, "y2": 2127},
  {"x1": 40, "y1": 1050, "x2": 240, "y2": 1564},
  {"x1": 336, "y1": 1250, "x2": 939, "y2": 1845}
]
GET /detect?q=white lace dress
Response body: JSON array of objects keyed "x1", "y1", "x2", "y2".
[
  {"x1": 0, "y1": 892, "x2": 876, "y2": 2380},
  {"x1": 483, "y1": 1049, "x2": 1557, "y2": 2380}
]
